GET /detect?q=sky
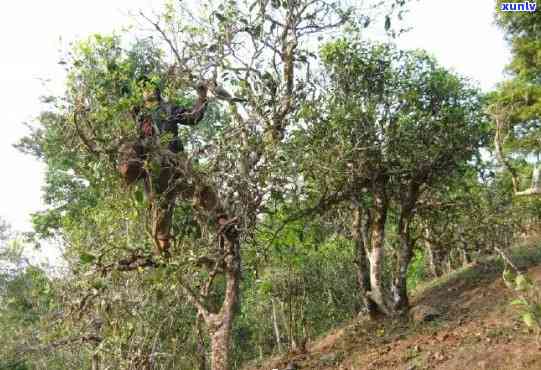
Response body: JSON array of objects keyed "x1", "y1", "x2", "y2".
[{"x1": 0, "y1": 0, "x2": 510, "y2": 261}]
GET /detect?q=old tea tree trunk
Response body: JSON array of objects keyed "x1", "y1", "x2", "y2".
[
  {"x1": 177, "y1": 208, "x2": 241, "y2": 370},
  {"x1": 207, "y1": 236, "x2": 240, "y2": 370},
  {"x1": 386, "y1": 181, "x2": 419, "y2": 312},
  {"x1": 351, "y1": 189, "x2": 394, "y2": 318},
  {"x1": 351, "y1": 182, "x2": 419, "y2": 317},
  {"x1": 352, "y1": 199, "x2": 382, "y2": 319},
  {"x1": 178, "y1": 227, "x2": 240, "y2": 370}
]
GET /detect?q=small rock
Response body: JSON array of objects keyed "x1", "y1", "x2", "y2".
[
  {"x1": 434, "y1": 351, "x2": 446, "y2": 361},
  {"x1": 284, "y1": 362, "x2": 298, "y2": 370},
  {"x1": 320, "y1": 352, "x2": 338, "y2": 365},
  {"x1": 410, "y1": 304, "x2": 441, "y2": 323}
]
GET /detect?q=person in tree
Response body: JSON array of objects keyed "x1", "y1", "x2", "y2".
[
  {"x1": 118, "y1": 81, "x2": 209, "y2": 255},
  {"x1": 135, "y1": 81, "x2": 208, "y2": 153}
]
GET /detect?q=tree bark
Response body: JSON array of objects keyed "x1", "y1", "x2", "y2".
[
  {"x1": 424, "y1": 227, "x2": 444, "y2": 278},
  {"x1": 460, "y1": 242, "x2": 471, "y2": 266},
  {"x1": 207, "y1": 235, "x2": 240, "y2": 370},
  {"x1": 91, "y1": 353, "x2": 100, "y2": 370},
  {"x1": 393, "y1": 217, "x2": 414, "y2": 311},
  {"x1": 195, "y1": 317, "x2": 207, "y2": 370},
  {"x1": 392, "y1": 183, "x2": 419, "y2": 312},
  {"x1": 180, "y1": 220, "x2": 240, "y2": 370},
  {"x1": 367, "y1": 191, "x2": 391, "y2": 315},
  {"x1": 352, "y1": 201, "x2": 381, "y2": 319},
  {"x1": 271, "y1": 298, "x2": 283, "y2": 352},
  {"x1": 209, "y1": 317, "x2": 232, "y2": 370},
  {"x1": 493, "y1": 109, "x2": 520, "y2": 194}
]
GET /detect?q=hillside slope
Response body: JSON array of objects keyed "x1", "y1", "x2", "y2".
[{"x1": 248, "y1": 247, "x2": 541, "y2": 370}]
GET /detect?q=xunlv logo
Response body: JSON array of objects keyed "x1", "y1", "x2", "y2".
[{"x1": 500, "y1": 1, "x2": 537, "y2": 11}]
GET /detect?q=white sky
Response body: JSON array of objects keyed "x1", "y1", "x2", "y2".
[{"x1": 0, "y1": 0, "x2": 510, "y2": 259}]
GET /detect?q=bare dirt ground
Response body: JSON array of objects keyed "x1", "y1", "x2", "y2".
[{"x1": 246, "y1": 247, "x2": 541, "y2": 370}]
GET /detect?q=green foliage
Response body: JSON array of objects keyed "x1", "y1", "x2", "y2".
[
  {"x1": 235, "y1": 215, "x2": 359, "y2": 363},
  {"x1": 0, "y1": 236, "x2": 58, "y2": 369},
  {"x1": 504, "y1": 269, "x2": 541, "y2": 339},
  {"x1": 490, "y1": 1, "x2": 541, "y2": 189},
  {"x1": 495, "y1": 0, "x2": 541, "y2": 82},
  {"x1": 308, "y1": 39, "x2": 487, "y2": 219},
  {"x1": 319, "y1": 39, "x2": 486, "y2": 176},
  {"x1": 407, "y1": 249, "x2": 428, "y2": 291}
]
